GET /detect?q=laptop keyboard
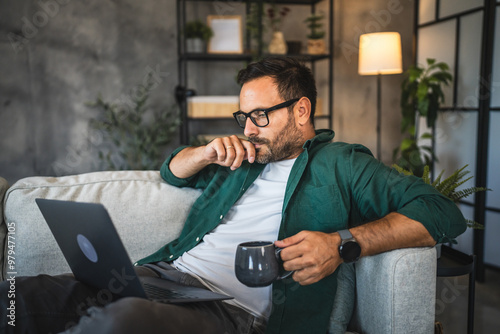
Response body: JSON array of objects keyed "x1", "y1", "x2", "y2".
[{"x1": 143, "y1": 282, "x2": 200, "y2": 300}]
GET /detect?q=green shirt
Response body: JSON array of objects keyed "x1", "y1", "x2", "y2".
[{"x1": 137, "y1": 129, "x2": 466, "y2": 333}]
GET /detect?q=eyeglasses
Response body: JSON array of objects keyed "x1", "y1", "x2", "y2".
[{"x1": 232, "y1": 98, "x2": 300, "y2": 128}]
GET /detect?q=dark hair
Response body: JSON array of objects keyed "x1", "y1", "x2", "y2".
[{"x1": 237, "y1": 57, "x2": 317, "y2": 123}]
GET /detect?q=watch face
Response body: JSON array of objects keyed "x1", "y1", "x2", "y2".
[{"x1": 340, "y1": 241, "x2": 361, "y2": 263}]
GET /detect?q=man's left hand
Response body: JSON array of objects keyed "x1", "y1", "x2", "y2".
[{"x1": 275, "y1": 231, "x2": 341, "y2": 285}]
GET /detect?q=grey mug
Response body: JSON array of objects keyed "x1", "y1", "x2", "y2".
[{"x1": 235, "y1": 241, "x2": 293, "y2": 287}]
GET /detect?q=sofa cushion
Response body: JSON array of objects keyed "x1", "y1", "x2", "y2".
[{"x1": 2, "y1": 171, "x2": 201, "y2": 278}]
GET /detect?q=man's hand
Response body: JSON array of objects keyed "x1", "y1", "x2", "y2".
[
  {"x1": 274, "y1": 213, "x2": 436, "y2": 286},
  {"x1": 169, "y1": 135, "x2": 256, "y2": 179},
  {"x1": 203, "y1": 135, "x2": 256, "y2": 170},
  {"x1": 275, "y1": 231, "x2": 342, "y2": 286}
]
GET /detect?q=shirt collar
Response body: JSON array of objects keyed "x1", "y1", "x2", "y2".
[{"x1": 302, "y1": 129, "x2": 335, "y2": 150}]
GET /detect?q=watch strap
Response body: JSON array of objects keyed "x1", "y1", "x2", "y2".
[{"x1": 338, "y1": 229, "x2": 354, "y2": 240}]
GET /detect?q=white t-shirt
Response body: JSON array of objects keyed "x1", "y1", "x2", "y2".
[{"x1": 173, "y1": 158, "x2": 296, "y2": 319}]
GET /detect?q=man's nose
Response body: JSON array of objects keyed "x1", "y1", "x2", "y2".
[{"x1": 243, "y1": 118, "x2": 258, "y2": 138}]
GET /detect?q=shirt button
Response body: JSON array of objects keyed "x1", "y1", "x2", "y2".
[
  {"x1": 196, "y1": 237, "x2": 200, "y2": 242},
  {"x1": 169, "y1": 255, "x2": 173, "y2": 259},
  {"x1": 220, "y1": 215, "x2": 223, "y2": 219}
]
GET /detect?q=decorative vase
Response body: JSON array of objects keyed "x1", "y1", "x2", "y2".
[
  {"x1": 268, "y1": 31, "x2": 287, "y2": 55},
  {"x1": 307, "y1": 38, "x2": 326, "y2": 55},
  {"x1": 186, "y1": 38, "x2": 204, "y2": 53}
]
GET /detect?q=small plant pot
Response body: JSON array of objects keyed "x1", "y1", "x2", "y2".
[
  {"x1": 307, "y1": 38, "x2": 326, "y2": 55},
  {"x1": 186, "y1": 38, "x2": 205, "y2": 53}
]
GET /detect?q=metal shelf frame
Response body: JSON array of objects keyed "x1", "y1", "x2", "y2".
[{"x1": 176, "y1": 0, "x2": 334, "y2": 144}]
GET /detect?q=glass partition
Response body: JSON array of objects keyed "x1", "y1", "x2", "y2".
[
  {"x1": 487, "y1": 113, "x2": 500, "y2": 208},
  {"x1": 491, "y1": 7, "x2": 500, "y2": 107},
  {"x1": 434, "y1": 112, "x2": 478, "y2": 205},
  {"x1": 457, "y1": 12, "x2": 483, "y2": 108},
  {"x1": 440, "y1": 0, "x2": 484, "y2": 18},
  {"x1": 419, "y1": 0, "x2": 436, "y2": 24},
  {"x1": 417, "y1": 20, "x2": 456, "y2": 107},
  {"x1": 414, "y1": 0, "x2": 498, "y2": 277},
  {"x1": 484, "y1": 212, "x2": 500, "y2": 267}
]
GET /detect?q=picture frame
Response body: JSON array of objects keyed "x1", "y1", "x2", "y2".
[{"x1": 207, "y1": 15, "x2": 243, "y2": 54}]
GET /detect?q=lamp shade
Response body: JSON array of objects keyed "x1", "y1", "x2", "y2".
[{"x1": 358, "y1": 32, "x2": 403, "y2": 75}]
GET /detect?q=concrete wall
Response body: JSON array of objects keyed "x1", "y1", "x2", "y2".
[
  {"x1": 0, "y1": 0, "x2": 178, "y2": 183},
  {"x1": 332, "y1": 0, "x2": 414, "y2": 163},
  {"x1": 0, "y1": 0, "x2": 413, "y2": 184}
]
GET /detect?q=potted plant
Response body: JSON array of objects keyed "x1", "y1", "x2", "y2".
[
  {"x1": 393, "y1": 58, "x2": 453, "y2": 177},
  {"x1": 184, "y1": 20, "x2": 213, "y2": 53},
  {"x1": 304, "y1": 13, "x2": 326, "y2": 55},
  {"x1": 87, "y1": 75, "x2": 181, "y2": 170},
  {"x1": 266, "y1": 4, "x2": 290, "y2": 54}
]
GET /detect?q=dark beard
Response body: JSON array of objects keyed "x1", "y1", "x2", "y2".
[{"x1": 248, "y1": 114, "x2": 304, "y2": 164}]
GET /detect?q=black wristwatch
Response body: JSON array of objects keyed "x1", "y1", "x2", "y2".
[{"x1": 338, "y1": 229, "x2": 361, "y2": 263}]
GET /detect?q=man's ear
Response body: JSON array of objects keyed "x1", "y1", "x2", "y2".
[{"x1": 295, "y1": 97, "x2": 312, "y2": 126}]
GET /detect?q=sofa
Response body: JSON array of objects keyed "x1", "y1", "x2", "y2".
[{"x1": 0, "y1": 171, "x2": 437, "y2": 333}]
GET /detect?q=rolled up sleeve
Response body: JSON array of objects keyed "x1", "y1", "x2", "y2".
[
  {"x1": 347, "y1": 145, "x2": 467, "y2": 244},
  {"x1": 160, "y1": 146, "x2": 218, "y2": 190}
]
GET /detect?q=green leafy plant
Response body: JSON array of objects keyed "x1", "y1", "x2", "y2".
[
  {"x1": 304, "y1": 13, "x2": 325, "y2": 40},
  {"x1": 184, "y1": 20, "x2": 213, "y2": 41},
  {"x1": 393, "y1": 164, "x2": 491, "y2": 229},
  {"x1": 189, "y1": 135, "x2": 210, "y2": 146},
  {"x1": 400, "y1": 58, "x2": 452, "y2": 131},
  {"x1": 393, "y1": 58, "x2": 453, "y2": 177},
  {"x1": 246, "y1": 2, "x2": 266, "y2": 58},
  {"x1": 393, "y1": 129, "x2": 435, "y2": 178},
  {"x1": 88, "y1": 77, "x2": 180, "y2": 170}
]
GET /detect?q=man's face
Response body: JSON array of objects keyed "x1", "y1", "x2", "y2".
[{"x1": 239, "y1": 77, "x2": 304, "y2": 164}]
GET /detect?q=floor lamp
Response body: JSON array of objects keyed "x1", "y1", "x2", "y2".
[{"x1": 358, "y1": 32, "x2": 403, "y2": 160}]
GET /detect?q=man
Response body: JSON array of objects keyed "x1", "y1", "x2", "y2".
[{"x1": 1, "y1": 57, "x2": 466, "y2": 334}]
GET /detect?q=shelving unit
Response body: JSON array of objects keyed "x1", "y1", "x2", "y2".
[{"x1": 176, "y1": 0, "x2": 334, "y2": 144}]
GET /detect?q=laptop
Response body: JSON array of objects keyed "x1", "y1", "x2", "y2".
[{"x1": 35, "y1": 198, "x2": 232, "y2": 304}]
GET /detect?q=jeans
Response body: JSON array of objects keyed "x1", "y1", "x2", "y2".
[{"x1": 0, "y1": 263, "x2": 265, "y2": 334}]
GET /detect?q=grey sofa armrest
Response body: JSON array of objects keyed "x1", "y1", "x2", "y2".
[{"x1": 349, "y1": 247, "x2": 437, "y2": 334}]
